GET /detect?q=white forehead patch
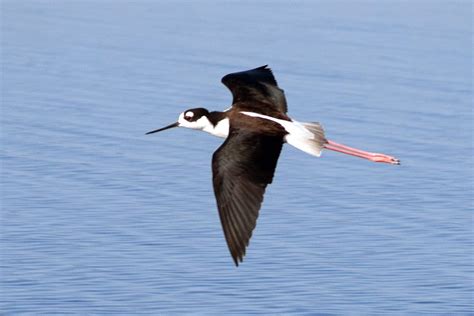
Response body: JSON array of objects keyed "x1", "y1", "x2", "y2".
[{"x1": 185, "y1": 111, "x2": 194, "y2": 118}]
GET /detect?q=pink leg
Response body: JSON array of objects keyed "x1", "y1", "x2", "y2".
[{"x1": 323, "y1": 140, "x2": 400, "y2": 165}]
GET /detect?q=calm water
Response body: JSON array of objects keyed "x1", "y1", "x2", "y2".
[{"x1": 1, "y1": 1, "x2": 472, "y2": 314}]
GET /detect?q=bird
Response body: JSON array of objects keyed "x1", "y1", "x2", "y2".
[{"x1": 146, "y1": 65, "x2": 400, "y2": 266}]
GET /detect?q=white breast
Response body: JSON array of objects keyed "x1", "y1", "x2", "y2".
[{"x1": 203, "y1": 118, "x2": 229, "y2": 138}]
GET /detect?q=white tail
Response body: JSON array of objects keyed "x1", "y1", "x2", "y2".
[{"x1": 285, "y1": 121, "x2": 327, "y2": 157}]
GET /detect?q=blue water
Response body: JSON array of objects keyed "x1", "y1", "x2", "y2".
[{"x1": 1, "y1": 1, "x2": 472, "y2": 314}]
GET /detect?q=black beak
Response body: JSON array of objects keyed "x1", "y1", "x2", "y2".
[{"x1": 145, "y1": 122, "x2": 179, "y2": 135}]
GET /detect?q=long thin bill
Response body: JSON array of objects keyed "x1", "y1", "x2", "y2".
[
  {"x1": 145, "y1": 122, "x2": 179, "y2": 135},
  {"x1": 323, "y1": 140, "x2": 400, "y2": 165}
]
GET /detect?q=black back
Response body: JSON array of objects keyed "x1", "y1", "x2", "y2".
[{"x1": 221, "y1": 65, "x2": 288, "y2": 114}]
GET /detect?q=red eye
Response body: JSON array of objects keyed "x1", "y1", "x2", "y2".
[{"x1": 185, "y1": 115, "x2": 192, "y2": 121}]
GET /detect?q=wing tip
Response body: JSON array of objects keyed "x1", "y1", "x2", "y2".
[
  {"x1": 222, "y1": 64, "x2": 276, "y2": 85},
  {"x1": 233, "y1": 256, "x2": 240, "y2": 267}
]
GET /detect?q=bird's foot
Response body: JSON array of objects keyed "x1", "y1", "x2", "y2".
[{"x1": 368, "y1": 153, "x2": 400, "y2": 165}]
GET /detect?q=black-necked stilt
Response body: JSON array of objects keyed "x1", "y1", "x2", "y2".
[{"x1": 147, "y1": 65, "x2": 400, "y2": 266}]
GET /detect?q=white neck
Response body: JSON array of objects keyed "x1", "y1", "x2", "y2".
[{"x1": 203, "y1": 118, "x2": 229, "y2": 138}]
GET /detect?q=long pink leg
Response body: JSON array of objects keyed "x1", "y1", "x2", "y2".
[{"x1": 323, "y1": 140, "x2": 400, "y2": 165}]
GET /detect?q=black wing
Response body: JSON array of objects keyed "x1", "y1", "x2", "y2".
[
  {"x1": 212, "y1": 125, "x2": 284, "y2": 266},
  {"x1": 221, "y1": 65, "x2": 288, "y2": 113}
]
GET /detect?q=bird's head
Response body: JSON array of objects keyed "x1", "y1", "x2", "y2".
[{"x1": 146, "y1": 108, "x2": 211, "y2": 134}]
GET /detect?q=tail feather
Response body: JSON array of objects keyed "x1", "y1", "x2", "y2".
[
  {"x1": 285, "y1": 121, "x2": 327, "y2": 157},
  {"x1": 302, "y1": 122, "x2": 327, "y2": 145}
]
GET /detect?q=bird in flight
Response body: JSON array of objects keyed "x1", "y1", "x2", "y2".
[{"x1": 146, "y1": 65, "x2": 400, "y2": 266}]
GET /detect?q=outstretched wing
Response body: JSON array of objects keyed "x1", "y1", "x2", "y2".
[
  {"x1": 212, "y1": 125, "x2": 283, "y2": 266},
  {"x1": 221, "y1": 65, "x2": 288, "y2": 113}
]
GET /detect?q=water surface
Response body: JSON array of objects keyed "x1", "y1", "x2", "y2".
[{"x1": 1, "y1": 1, "x2": 472, "y2": 314}]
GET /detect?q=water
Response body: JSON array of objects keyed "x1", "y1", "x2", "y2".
[{"x1": 1, "y1": 1, "x2": 472, "y2": 314}]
